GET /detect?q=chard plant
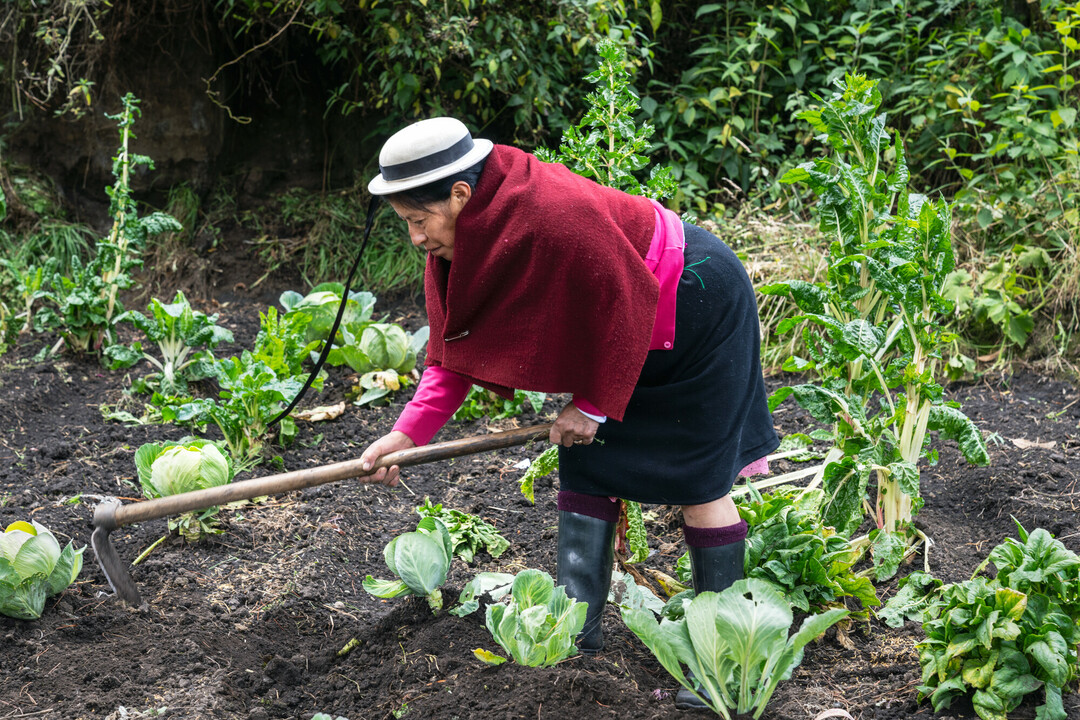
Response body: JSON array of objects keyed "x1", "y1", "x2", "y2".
[
  {"x1": 0, "y1": 257, "x2": 56, "y2": 334},
  {"x1": 105, "y1": 291, "x2": 234, "y2": 395},
  {"x1": 36, "y1": 93, "x2": 182, "y2": 355},
  {"x1": 624, "y1": 579, "x2": 848, "y2": 719},
  {"x1": 526, "y1": 36, "x2": 673, "y2": 568},
  {"x1": 674, "y1": 488, "x2": 879, "y2": 618},
  {"x1": 134, "y1": 439, "x2": 235, "y2": 541},
  {"x1": 762, "y1": 74, "x2": 989, "y2": 578},
  {"x1": 0, "y1": 520, "x2": 84, "y2": 620},
  {"x1": 917, "y1": 522, "x2": 1080, "y2": 720},
  {"x1": 160, "y1": 351, "x2": 303, "y2": 469},
  {"x1": 363, "y1": 517, "x2": 453, "y2": 613},
  {"x1": 252, "y1": 306, "x2": 321, "y2": 382},
  {"x1": 474, "y1": 569, "x2": 588, "y2": 668},
  {"x1": 415, "y1": 498, "x2": 509, "y2": 563}
]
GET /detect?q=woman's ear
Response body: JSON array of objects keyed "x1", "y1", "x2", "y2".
[{"x1": 448, "y1": 180, "x2": 472, "y2": 215}]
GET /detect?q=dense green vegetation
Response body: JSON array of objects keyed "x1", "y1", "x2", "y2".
[
  {"x1": 2, "y1": 7, "x2": 1079, "y2": 716},
  {"x1": 1, "y1": 0, "x2": 1076, "y2": 369}
]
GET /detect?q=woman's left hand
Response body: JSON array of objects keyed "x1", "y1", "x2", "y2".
[{"x1": 550, "y1": 402, "x2": 599, "y2": 447}]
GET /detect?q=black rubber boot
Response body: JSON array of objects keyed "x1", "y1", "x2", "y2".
[
  {"x1": 674, "y1": 539, "x2": 745, "y2": 710},
  {"x1": 556, "y1": 510, "x2": 616, "y2": 654}
]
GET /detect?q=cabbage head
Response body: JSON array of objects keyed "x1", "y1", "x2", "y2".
[
  {"x1": 134, "y1": 439, "x2": 234, "y2": 541},
  {"x1": 0, "y1": 520, "x2": 84, "y2": 619},
  {"x1": 135, "y1": 439, "x2": 233, "y2": 499}
]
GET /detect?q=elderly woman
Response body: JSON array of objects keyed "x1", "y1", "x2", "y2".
[{"x1": 358, "y1": 117, "x2": 778, "y2": 707}]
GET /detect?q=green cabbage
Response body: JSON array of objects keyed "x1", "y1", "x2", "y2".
[
  {"x1": 363, "y1": 518, "x2": 453, "y2": 612},
  {"x1": 624, "y1": 579, "x2": 848, "y2": 718},
  {"x1": 135, "y1": 440, "x2": 232, "y2": 498},
  {"x1": 0, "y1": 520, "x2": 84, "y2": 619},
  {"x1": 481, "y1": 569, "x2": 588, "y2": 667},
  {"x1": 134, "y1": 439, "x2": 234, "y2": 541}
]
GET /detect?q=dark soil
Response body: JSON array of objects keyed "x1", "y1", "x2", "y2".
[{"x1": 2, "y1": 261, "x2": 1078, "y2": 720}]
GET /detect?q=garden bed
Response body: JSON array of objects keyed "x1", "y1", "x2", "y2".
[{"x1": 1, "y1": 280, "x2": 1078, "y2": 720}]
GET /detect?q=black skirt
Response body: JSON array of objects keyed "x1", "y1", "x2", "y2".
[{"x1": 558, "y1": 222, "x2": 780, "y2": 506}]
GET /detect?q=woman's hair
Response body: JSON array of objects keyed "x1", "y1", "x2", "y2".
[{"x1": 384, "y1": 156, "x2": 488, "y2": 211}]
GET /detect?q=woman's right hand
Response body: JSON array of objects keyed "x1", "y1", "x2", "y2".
[{"x1": 357, "y1": 430, "x2": 416, "y2": 486}]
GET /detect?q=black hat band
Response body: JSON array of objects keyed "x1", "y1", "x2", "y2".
[{"x1": 379, "y1": 134, "x2": 474, "y2": 181}]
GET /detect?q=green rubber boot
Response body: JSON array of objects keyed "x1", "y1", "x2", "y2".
[
  {"x1": 556, "y1": 510, "x2": 616, "y2": 654},
  {"x1": 674, "y1": 540, "x2": 745, "y2": 710}
]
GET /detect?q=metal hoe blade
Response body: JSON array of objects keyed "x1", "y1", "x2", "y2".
[{"x1": 91, "y1": 501, "x2": 142, "y2": 605}]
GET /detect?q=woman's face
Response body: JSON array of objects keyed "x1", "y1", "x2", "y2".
[{"x1": 387, "y1": 181, "x2": 472, "y2": 262}]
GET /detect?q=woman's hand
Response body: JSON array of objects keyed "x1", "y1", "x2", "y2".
[
  {"x1": 550, "y1": 402, "x2": 599, "y2": 447},
  {"x1": 357, "y1": 430, "x2": 416, "y2": 486}
]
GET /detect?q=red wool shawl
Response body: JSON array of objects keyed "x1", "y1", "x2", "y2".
[{"x1": 423, "y1": 145, "x2": 660, "y2": 421}]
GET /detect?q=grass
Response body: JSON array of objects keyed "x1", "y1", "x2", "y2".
[
  {"x1": 248, "y1": 188, "x2": 425, "y2": 296},
  {"x1": 707, "y1": 209, "x2": 826, "y2": 374},
  {"x1": 0, "y1": 218, "x2": 93, "y2": 272}
]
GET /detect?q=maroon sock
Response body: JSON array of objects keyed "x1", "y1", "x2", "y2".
[
  {"x1": 682, "y1": 519, "x2": 748, "y2": 548},
  {"x1": 557, "y1": 491, "x2": 621, "y2": 523}
]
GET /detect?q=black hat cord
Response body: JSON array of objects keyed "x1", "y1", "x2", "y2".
[{"x1": 268, "y1": 196, "x2": 381, "y2": 427}]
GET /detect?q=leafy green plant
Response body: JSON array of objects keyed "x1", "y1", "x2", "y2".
[
  {"x1": 252, "y1": 306, "x2": 321, "y2": 381},
  {"x1": 415, "y1": 498, "x2": 509, "y2": 563},
  {"x1": 624, "y1": 579, "x2": 848, "y2": 719},
  {"x1": 917, "y1": 522, "x2": 1080, "y2": 720},
  {"x1": 734, "y1": 488, "x2": 878, "y2": 616},
  {"x1": 0, "y1": 299, "x2": 13, "y2": 356},
  {"x1": 0, "y1": 520, "x2": 84, "y2": 620},
  {"x1": 134, "y1": 439, "x2": 235, "y2": 541},
  {"x1": 104, "y1": 291, "x2": 234, "y2": 394},
  {"x1": 35, "y1": 94, "x2": 182, "y2": 355},
  {"x1": 452, "y1": 386, "x2": 546, "y2": 422},
  {"x1": 280, "y1": 284, "x2": 427, "y2": 405},
  {"x1": 536, "y1": 38, "x2": 677, "y2": 200},
  {"x1": 279, "y1": 283, "x2": 377, "y2": 347},
  {"x1": 762, "y1": 74, "x2": 990, "y2": 578},
  {"x1": 160, "y1": 352, "x2": 302, "y2": 468},
  {"x1": 518, "y1": 444, "x2": 559, "y2": 504},
  {"x1": 0, "y1": 257, "x2": 57, "y2": 333},
  {"x1": 878, "y1": 570, "x2": 942, "y2": 629},
  {"x1": 451, "y1": 571, "x2": 516, "y2": 618},
  {"x1": 476, "y1": 569, "x2": 588, "y2": 667},
  {"x1": 363, "y1": 518, "x2": 453, "y2": 613},
  {"x1": 342, "y1": 323, "x2": 428, "y2": 406}
]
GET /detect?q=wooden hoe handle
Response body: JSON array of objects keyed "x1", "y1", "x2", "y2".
[{"x1": 100, "y1": 423, "x2": 553, "y2": 529}]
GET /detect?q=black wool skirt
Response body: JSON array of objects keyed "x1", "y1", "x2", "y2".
[{"x1": 559, "y1": 222, "x2": 780, "y2": 506}]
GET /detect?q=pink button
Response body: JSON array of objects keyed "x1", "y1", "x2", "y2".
[{"x1": 664, "y1": 341, "x2": 672, "y2": 349}]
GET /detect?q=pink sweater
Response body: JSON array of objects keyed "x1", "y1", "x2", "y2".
[{"x1": 391, "y1": 201, "x2": 769, "y2": 478}]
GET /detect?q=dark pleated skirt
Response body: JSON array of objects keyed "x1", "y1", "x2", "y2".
[{"x1": 559, "y1": 222, "x2": 780, "y2": 506}]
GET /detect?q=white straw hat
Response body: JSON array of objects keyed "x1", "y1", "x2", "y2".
[{"x1": 368, "y1": 117, "x2": 493, "y2": 195}]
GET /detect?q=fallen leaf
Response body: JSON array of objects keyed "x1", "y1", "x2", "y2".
[
  {"x1": 814, "y1": 710, "x2": 855, "y2": 720},
  {"x1": 292, "y1": 401, "x2": 346, "y2": 422},
  {"x1": 1010, "y1": 438, "x2": 1056, "y2": 450}
]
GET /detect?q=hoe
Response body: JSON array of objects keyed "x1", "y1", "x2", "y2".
[{"x1": 91, "y1": 423, "x2": 552, "y2": 605}]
